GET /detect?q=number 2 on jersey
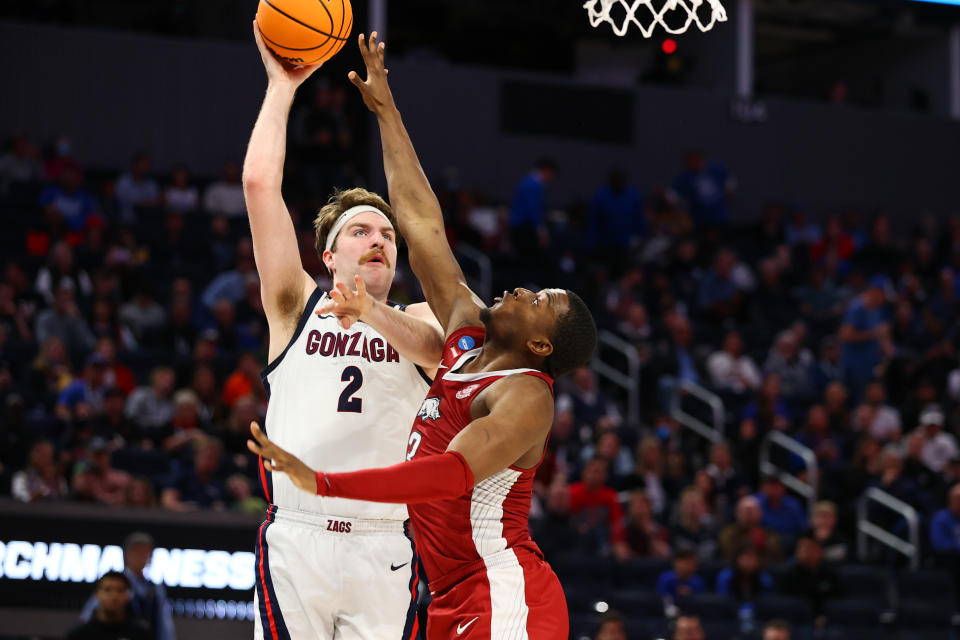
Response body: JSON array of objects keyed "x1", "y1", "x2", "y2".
[
  {"x1": 338, "y1": 366, "x2": 363, "y2": 412},
  {"x1": 406, "y1": 431, "x2": 422, "y2": 460}
]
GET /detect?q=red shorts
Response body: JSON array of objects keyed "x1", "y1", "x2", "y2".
[{"x1": 426, "y1": 549, "x2": 568, "y2": 639}]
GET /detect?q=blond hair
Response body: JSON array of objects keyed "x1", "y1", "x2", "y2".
[{"x1": 313, "y1": 188, "x2": 397, "y2": 275}]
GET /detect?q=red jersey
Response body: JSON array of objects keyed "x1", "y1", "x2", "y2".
[{"x1": 406, "y1": 326, "x2": 554, "y2": 594}]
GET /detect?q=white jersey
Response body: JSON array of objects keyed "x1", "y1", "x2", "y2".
[{"x1": 260, "y1": 288, "x2": 431, "y2": 520}]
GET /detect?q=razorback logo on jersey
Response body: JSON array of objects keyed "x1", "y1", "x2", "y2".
[
  {"x1": 417, "y1": 397, "x2": 442, "y2": 421},
  {"x1": 456, "y1": 384, "x2": 481, "y2": 400}
]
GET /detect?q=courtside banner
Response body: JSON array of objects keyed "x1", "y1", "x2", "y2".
[{"x1": 0, "y1": 499, "x2": 260, "y2": 619}]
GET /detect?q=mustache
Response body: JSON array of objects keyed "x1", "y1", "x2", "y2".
[{"x1": 358, "y1": 250, "x2": 391, "y2": 268}]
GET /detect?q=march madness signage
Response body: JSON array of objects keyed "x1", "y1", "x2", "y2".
[{"x1": 0, "y1": 499, "x2": 260, "y2": 620}]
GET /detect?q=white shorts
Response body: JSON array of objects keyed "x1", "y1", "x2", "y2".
[{"x1": 254, "y1": 505, "x2": 421, "y2": 640}]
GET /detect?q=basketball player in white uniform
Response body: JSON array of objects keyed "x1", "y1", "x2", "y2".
[{"x1": 243, "y1": 22, "x2": 444, "y2": 640}]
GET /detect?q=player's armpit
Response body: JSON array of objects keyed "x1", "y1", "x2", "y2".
[{"x1": 446, "y1": 375, "x2": 555, "y2": 483}]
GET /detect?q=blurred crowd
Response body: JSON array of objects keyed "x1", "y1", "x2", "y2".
[{"x1": 2, "y1": 81, "x2": 960, "y2": 638}]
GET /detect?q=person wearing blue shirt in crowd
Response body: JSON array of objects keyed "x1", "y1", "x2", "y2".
[
  {"x1": 82, "y1": 532, "x2": 176, "y2": 640},
  {"x1": 931, "y1": 483, "x2": 960, "y2": 616},
  {"x1": 671, "y1": 150, "x2": 733, "y2": 226},
  {"x1": 756, "y1": 474, "x2": 807, "y2": 544},
  {"x1": 55, "y1": 353, "x2": 108, "y2": 422},
  {"x1": 656, "y1": 549, "x2": 706, "y2": 600},
  {"x1": 588, "y1": 168, "x2": 645, "y2": 274},
  {"x1": 716, "y1": 545, "x2": 774, "y2": 602},
  {"x1": 508, "y1": 157, "x2": 556, "y2": 270},
  {"x1": 839, "y1": 275, "x2": 890, "y2": 403},
  {"x1": 39, "y1": 165, "x2": 98, "y2": 232}
]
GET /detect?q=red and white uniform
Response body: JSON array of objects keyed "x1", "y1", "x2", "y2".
[{"x1": 405, "y1": 327, "x2": 568, "y2": 640}]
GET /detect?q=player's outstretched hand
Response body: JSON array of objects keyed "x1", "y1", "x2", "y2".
[
  {"x1": 316, "y1": 275, "x2": 373, "y2": 329},
  {"x1": 247, "y1": 422, "x2": 317, "y2": 494},
  {"x1": 252, "y1": 19, "x2": 323, "y2": 88},
  {"x1": 348, "y1": 32, "x2": 395, "y2": 114}
]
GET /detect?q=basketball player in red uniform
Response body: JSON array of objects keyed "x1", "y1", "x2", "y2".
[{"x1": 247, "y1": 32, "x2": 597, "y2": 639}]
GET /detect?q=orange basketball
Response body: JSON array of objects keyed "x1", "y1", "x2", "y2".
[{"x1": 256, "y1": 0, "x2": 353, "y2": 66}]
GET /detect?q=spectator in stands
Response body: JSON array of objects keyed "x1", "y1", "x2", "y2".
[
  {"x1": 811, "y1": 336, "x2": 842, "y2": 396},
  {"x1": 705, "y1": 441, "x2": 745, "y2": 516},
  {"x1": 716, "y1": 544, "x2": 774, "y2": 603},
  {"x1": 624, "y1": 436, "x2": 667, "y2": 516},
  {"x1": 707, "y1": 330, "x2": 761, "y2": 395},
  {"x1": 810, "y1": 215, "x2": 855, "y2": 270},
  {"x1": 35, "y1": 241, "x2": 93, "y2": 306},
  {"x1": 855, "y1": 379, "x2": 901, "y2": 443},
  {"x1": 35, "y1": 284, "x2": 95, "y2": 363},
  {"x1": 823, "y1": 381, "x2": 851, "y2": 434},
  {"x1": 91, "y1": 387, "x2": 140, "y2": 445},
  {"x1": 793, "y1": 264, "x2": 844, "y2": 336},
  {"x1": 11, "y1": 439, "x2": 67, "y2": 502},
  {"x1": 201, "y1": 238, "x2": 258, "y2": 309},
  {"x1": 781, "y1": 535, "x2": 841, "y2": 620},
  {"x1": 55, "y1": 352, "x2": 108, "y2": 422},
  {"x1": 94, "y1": 336, "x2": 135, "y2": 396},
  {"x1": 564, "y1": 367, "x2": 623, "y2": 433},
  {"x1": 623, "y1": 490, "x2": 671, "y2": 558},
  {"x1": 203, "y1": 161, "x2": 245, "y2": 217},
  {"x1": 161, "y1": 436, "x2": 227, "y2": 511},
  {"x1": 930, "y1": 483, "x2": 960, "y2": 613},
  {"x1": 588, "y1": 168, "x2": 646, "y2": 274},
  {"x1": 653, "y1": 313, "x2": 704, "y2": 412},
  {"x1": 227, "y1": 473, "x2": 267, "y2": 516},
  {"x1": 568, "y1": 456, "x2": 628, "y2": 558},
  {"x1": 807, "y1": 500, "x2": 847, "y2": 563},
  {"x1": 81, "y1": 532, "x2": 175, "y2": 640},
  {"x1": 901, "y1": 430, "x2": 943, "y2": 499},
  {"x1": 72, "y1": 437, "x2": 131, "y2": 506},
  {"x1": 669, "y1": 486, "x2": 718, "y2": 561},
  {"x1": 509, "y1": 157, "x2": 556, "y2": 258},
  {"x1": 118, "y1": 282, "x2": 167, "y2": 347},
  {"x1": 123, "y1": 476, "x2": 157, "y2": 509},
  {"x1": 592, "y1": 610, "x2": 627, "y2": 640},
  {"x1": 795, "y1": 405, "x2": 840, "y2": 466},
  {"x1": 672, "y1": 613, "x2": 706, "y2": 640},
  {"x1": 44, "y1": 134, "x2": 83, "y2": 181},
  {"x1": 756, "y1": 475, "x2": 807, "y2": 542},
  {"x1": 910, "y1": 405, "x2": 959, "y2": 472},
  {"x1": 839, "y1": 275, "x2": 891, "y2": 402},
  {"x1": 531, "y1": 476, "x2": 580, "y2": 560},
  {"x1": 657, "y1": 549, "x2": 705, "y2": 600},
  {"x1": 69, "y1": 571, "x2": 151, "y2": 640},
  {"x1": 720, "y1": 495, "x2": 783, "y2": 563},
  {"x1": 114, "y1": 152, "x2": 160, "y2": 222},
  {"x1": 762, "y1": 620, "x2": 791, "y2": 640},
  {"x1": 763, "y1": 329, "x2": 815, "y2": 405},
  {"x1": 221, "y1": 351, "x2": 265, "y2": 409},
  {"x1": 580, "y1": 429, "x2": 632, "y2": 489},
  {"x1": 29, "y1": 335, "x2": 73, "y2": 408},
  {"x1": 125, "y1": 366, "x2": 176, "y2": 434},
  {"x1": 670, "y1": 150, "x2": 732, "y2": 226},
  {"x1": 0, "y1": 133, "x2": 43, "y2": 192},
  {"x1": 162, "y1": 164, "x2": 199, "y2": 213},
  {"x1": 39, "y1": 165, "x2": 98, "y2": 233},
  {"x1": 698, "y1": 248, "x2": 747, "y2": 324}
]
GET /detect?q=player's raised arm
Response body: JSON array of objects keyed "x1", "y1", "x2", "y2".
[
  {"x1": 242, "y1": 21, "x2": 322, "y2": 359},
  {"x1": 348, "y1": 33, "x2": 485, "y2": 335}
]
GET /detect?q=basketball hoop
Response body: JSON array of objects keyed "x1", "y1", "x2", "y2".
[{"x1": 584, "y1": 0, "x2": 728, "y2": 38}]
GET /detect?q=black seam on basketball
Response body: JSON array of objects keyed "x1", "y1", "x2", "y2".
[
  {"x1": 336, "y1": 0, "x2": 347, "y2": 38},
  {"x1": 263, "y1": 0, "x2": 349, "y2": 41},
  {"x1": 314, "y1": 0, "x2": 334, "y2": 38},
  {"x1": 261, "y1": 31, "x2": 331, "y2": 51}
]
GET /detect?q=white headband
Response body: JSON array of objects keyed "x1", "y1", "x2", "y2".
[{"x1": 324, "y1": 205, "x2": 394, "y2": 253}]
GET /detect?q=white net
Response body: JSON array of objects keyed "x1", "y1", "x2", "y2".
[{"x1": 584, "y1": 0, "x2": 728, "y2": 37}]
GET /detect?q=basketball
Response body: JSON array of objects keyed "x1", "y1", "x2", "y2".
[{"x1": 255, "y1": 0, "x2": 353, "y2": 66}]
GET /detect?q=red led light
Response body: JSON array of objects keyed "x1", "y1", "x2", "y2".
[{"x1": 662, "y1": 38, "x2": 678, "y2": 55}]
